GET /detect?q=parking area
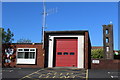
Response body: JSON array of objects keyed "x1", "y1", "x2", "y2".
[
  {"x1": 19, "y1": 68, "x2": 87, "y2": 80},
  {"x1": 2, "y1": 68, "x2": 119, "y2": 80},
  {"x1": 2, "y1": 68, "x2": 40, "y2": 80}
]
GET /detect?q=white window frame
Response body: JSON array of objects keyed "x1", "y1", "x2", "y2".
[{"x1": 16, "y1": 48, "x2": 36, "y2": 64}]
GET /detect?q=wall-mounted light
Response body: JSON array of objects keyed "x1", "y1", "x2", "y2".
[
  {"x1": 43, "y1": 54, "x2": 45, "y2": 56},
  {"x1": 49, "y1": 39, "x2": 52, "y2": 41}
]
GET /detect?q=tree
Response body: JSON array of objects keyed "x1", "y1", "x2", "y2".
[
  {"x1": 2, "y1": 28, "x2": 14, "y2": 44},
  {"x1": 17, "y1": 38, "x2": 32, "y2": 43},
  {"x1": 118, "y1": 50, "x2": 120, "y2": 54},
  {"x1": 91, "y1": 48, "x2": 104, "y2": 59}
]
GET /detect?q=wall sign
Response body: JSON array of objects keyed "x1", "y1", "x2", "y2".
[{"x1": 92, "y1": 60, "x2": 100, "y2": 64}]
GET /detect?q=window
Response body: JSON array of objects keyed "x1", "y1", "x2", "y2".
[
  {"x1": 57, "y1": 52, "x2": 62, "y2": 55},
  {"x1": 30, "y1": 49, "x2": 35, "y2": 51},
  {"x1": 25, "y1": 52, "x2": 29, "y2": 59},
  {"x1": 106, "y1": 47, "x2": 109, "y2": 52},
  {"x1": 106, "y1": 37, "x2": 109, "y2": 43},
  {"x1": 17, "y1": 48, "x2": 36, "y2": 64},
  {"x1": 64, "y1": 52, "x2": 68, "y2": 55},
  {"x1": 106, "y1": 29, "x2": 109, "y2": 34},
  {"x1": 29, "y1": 52, "x2": 35, "y2": 59},
  {"x1": 18, "y1": 49, "x2": 23, "y2": 51},
  {"x1": 24, "y1": 49, "x2": 29, "y2": 51},
  {"x1": 17, "y1": 52, "x2": 35, "y2": 59},
  {"x1": 70, "y1": 52, "x2": 75, "y2": 55},
  {"x1": 18, "y1": 52, "x2": 24, "y2": 58}
]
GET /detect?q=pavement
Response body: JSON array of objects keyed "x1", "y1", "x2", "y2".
[
  {"x1": 1, "y1": 68, "x2": 120, "y2": 80},
  {"x1": 88, "y1": 69, "x2": 120, "y2": 80}
]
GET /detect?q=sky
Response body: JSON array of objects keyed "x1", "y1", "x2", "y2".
[{"x1": 2, "y1": 2, "x2": 118, "y2": 50}]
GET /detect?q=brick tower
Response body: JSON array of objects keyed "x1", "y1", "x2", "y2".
[{"x1": 102, "y1": 24, "x2": 114, "y2": 59}]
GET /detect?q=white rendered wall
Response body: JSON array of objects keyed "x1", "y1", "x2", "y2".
[
  {"x1": 78, "y1": 36, "x2": 84, "y2": 68},
  {"x1": 48, "y1": 36, "x2": 54, "y2": 68},
  {"x1": 48, "y1": 35, "x2": 84, "y2": 68}
]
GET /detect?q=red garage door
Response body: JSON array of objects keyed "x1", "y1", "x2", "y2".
[{"x1": 55, "y1": 39, "x2": 77, "y2": 67}]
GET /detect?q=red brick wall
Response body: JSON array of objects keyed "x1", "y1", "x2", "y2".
[
  {"x1": 84, "y1": 32, "x2": 91, "y2": 69},
  {"x1": 84, "y1": 32, "x2": 88, "y2": 69},
  {"x1": 91, "y1": 59, "x2": 120, "y2": 70},
  {"x1": 2, "y1": 43, "x2": 45, "y2": 68},
  {"x1": 92, "y1": 46, "x2": 103, "y2": 49}
]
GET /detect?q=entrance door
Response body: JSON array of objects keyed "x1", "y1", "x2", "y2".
[{"x1": 55, "y1": 39, "x2": 77, "y2": 67}]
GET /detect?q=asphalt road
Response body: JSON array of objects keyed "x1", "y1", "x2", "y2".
[
  {"x1": 20, "y1": 68, "x2": 87, "y2": 80},
  {"x1": 2, "y1": 68, "x2": 87, "y2": 80},
  {"x1": 1, "y1": 68, "x2": 120, "y2": 80},
  {"x1": 0, "y1": 68, "x2": 2, "y2": 80},
  {"x1": 88, "y1": 69, "x2": 120, "y2": 80},
  {"x1": 2, "y1": 68, "x2": 40, "y2": 80}
]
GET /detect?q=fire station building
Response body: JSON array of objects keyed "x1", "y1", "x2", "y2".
[
  {"x1": 2, "y1": 30, "x2": 91, "y2": 69},
  {"x1": 44, "y1": 30, "x2": 91, "y2": 69}
]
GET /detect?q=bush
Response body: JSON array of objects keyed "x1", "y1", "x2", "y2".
[{"x1": 91, "y1": 48, "x2": 104, "y2": 59}]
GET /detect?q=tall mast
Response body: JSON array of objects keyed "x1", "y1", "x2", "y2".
[
  {"x1": 41, "y1": 1, "x2": 57, "y2": 48},
  {"x1": 42, "y1": 0, "x2": 46, "y2": 48}
]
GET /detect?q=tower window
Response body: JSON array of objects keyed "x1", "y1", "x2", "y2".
[
  {"x1": 106, "y1": 47, "x2": 109, "y2": 52},
  {"x1": 106, "y1": 29, "x2": 109, "y2": 34},
  {"x1": 106, "y1": 37, "x2": 109, "y2": 43}
]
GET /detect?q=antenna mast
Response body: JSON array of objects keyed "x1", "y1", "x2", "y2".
[
  {"x1": 41, "y1": 0, "x2": 57, "y2": 48},
  {"x1": 42, "y1": 0, "x2": 46, "y2": 48}
]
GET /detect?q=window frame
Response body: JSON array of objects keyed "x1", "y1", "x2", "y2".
[{"x1": 16, "y1": 48, "x2": 36, "y2": 64}]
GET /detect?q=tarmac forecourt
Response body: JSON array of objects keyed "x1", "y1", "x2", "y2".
[
  {"x1": 2, "y1": 68, "x2": 120, "y2": 80},
  {"x1": 19, "y1": 68, "x2": 88, "y2": 80}
]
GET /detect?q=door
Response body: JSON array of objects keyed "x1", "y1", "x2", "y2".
[{"x1": 55, "y1": 39, "x2": 77, "y2": 67}]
